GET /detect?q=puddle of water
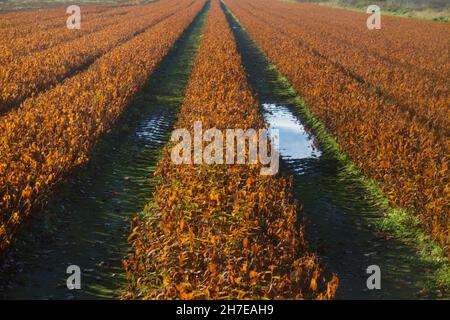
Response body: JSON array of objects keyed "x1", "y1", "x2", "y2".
[
  {"x1": 136, "y1": 115, "x2": 170, "y2": 142},
  {"x1": 224, "y1": 5, "x2": 444, "y2": 299},
  {"x1": 263, "y1": 103, "x2": 321, "y2": 167},
  {"x1": 0, "y1": 5, "x2": 208, "y2": 300}
]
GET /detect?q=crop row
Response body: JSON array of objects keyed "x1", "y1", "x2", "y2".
[
  {"x1": 0, "y1": 0, "x2": 206, "y2": 252},
  {"x1": 226, "y1": 0, "x2": 449, "y2": 253},
  {"x1": 239, "y1": 0, "x2": 449, "y2": 76},
  {"x1": 123, "y1": 0, "x2": 338, "y2": 300},
  {"x1": 232, "y1": 0, "x2": 449, "y2": 135},
  {"x1": 0, "y1": 4, "x2": 115, "y2": 36},
  {"x1": 0, "y1": 0, "x2": 192, "y2": 113},
  {"x1": 0, "y1": 4, "x2": 139, "y2": 65}
]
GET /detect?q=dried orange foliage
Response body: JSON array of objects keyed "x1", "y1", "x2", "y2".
[
  {"x1": 123, "y1": 0, "x2": 338, "y2": 300},
  {"x1": 0, "y1": 0, "x2": 206, "y2": 251},
  {"x1": 0, "y1": 0, "x2": 192, "y2": 112},
  {"x1": 0, "y1": 5, "x2": 110, "y2": 31},
  {"x1": 231, "y1": 0, "x2": 449, "y2": 135},
  {"x1": 226, "y1": 0, "x2": 449, "y2": 253},
  {"x1": 0, "y1": 5, "x2": 138, "y2": 66}
]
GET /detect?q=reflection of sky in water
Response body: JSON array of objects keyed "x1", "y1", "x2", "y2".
[
  {"x1": 135, "y1": 113, "x2": 168, "y2": 144},
  {"x1": 263, "y1": 103, "x2": 320, "y2": 160}
]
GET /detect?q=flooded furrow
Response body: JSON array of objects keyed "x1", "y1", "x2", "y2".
[
  {"x1": 224, "y1": 4, "x2": 444, "y2": 299},
  {"x1": 0, "y1": 5, "x2": 208, "y2": 300}
]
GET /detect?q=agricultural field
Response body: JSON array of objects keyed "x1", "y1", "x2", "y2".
[
  {"x1": 0, "y1": 0, "x2": 448, "y2": 304},
  {"x1": 301, "y1": 0, "x2": 450, "y2": 21}
]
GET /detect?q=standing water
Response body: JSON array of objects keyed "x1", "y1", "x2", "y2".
[
  {"x1": 263, "y1": 103, "x2": 321, "y2": 161},
  {"x1": 223, "y1": 4, "x2": 444, "y2": 299}
]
